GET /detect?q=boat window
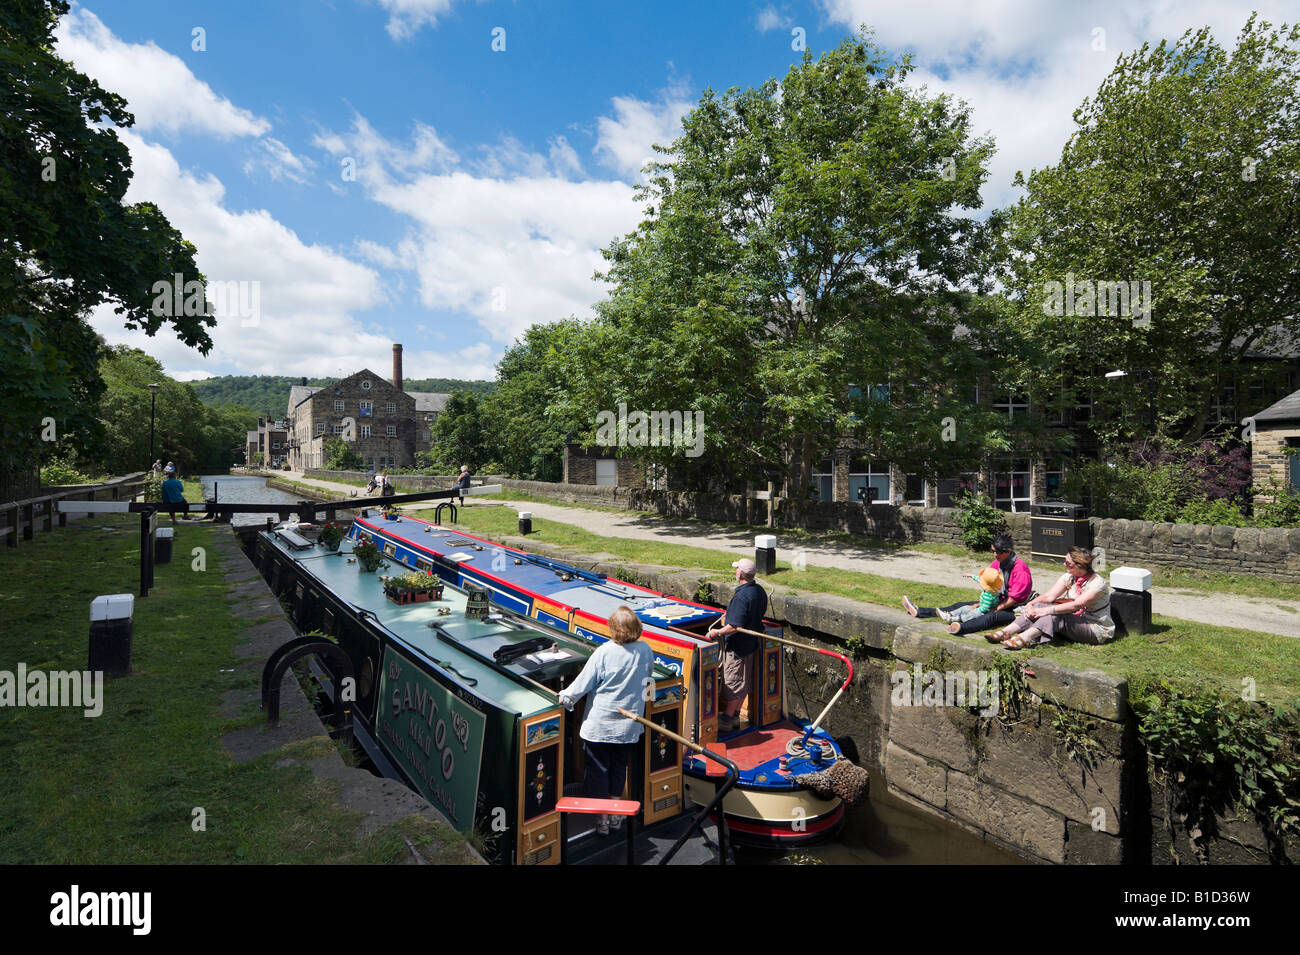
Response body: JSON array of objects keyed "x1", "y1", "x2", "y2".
[
  {"x1": 383, "y1": 543, "x2": 396, "y2": 557},
  {"x1": 416, "y1": 559, "x2": 433, "y2": 573}
]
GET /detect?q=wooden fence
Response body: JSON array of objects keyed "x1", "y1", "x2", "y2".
[{"x1": 1, "y1": 472, "x2": 149, "y2": 548}]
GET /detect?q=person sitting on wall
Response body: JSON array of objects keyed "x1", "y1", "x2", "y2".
[
  {"x1": 988, "y1": 546, "x2": 1115, "y2": 650},
  {"x1": 160, "y1": 466, "x2": 187, "y2": 524},
  {"x1": 902, "y1": 533, "x2": 1033, "y2": 635},
  {"x1": 453, "y1": 464, "x2": 473, "y2": 490}
]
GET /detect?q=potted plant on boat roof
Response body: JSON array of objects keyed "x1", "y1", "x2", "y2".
[
  {"x1": 352, "y1": 536, "x2": 384, "y2": 572},
  {"x1": 384, "y1": 571, "x2": 444, "y2": 605},
  {"x1": 381, "y1": 502, "x2": 400, "y2": 521},
  {"x1": 318, "y1": 523, "x2": 345, "y2": 551}
]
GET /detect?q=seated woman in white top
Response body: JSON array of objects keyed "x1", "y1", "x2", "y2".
[{"x1": 988, "y1": 546, "x2": 1115, "y2": 650}]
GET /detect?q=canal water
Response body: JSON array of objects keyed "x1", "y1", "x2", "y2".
[
  {"x1": 225, "y1": 473, "x2": 1026, "y2": 864},
  {"x1": 200, "y1": 474, "x2": 310, "y2": 527}
]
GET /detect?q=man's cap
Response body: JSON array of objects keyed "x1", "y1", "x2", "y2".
[{"x1": 731, "y1": 558, "x2": 757, "y2": 574}]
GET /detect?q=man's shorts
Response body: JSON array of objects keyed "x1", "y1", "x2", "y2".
[{"x1": 721, "y1": 648, "x2": 752, "y2": 705}]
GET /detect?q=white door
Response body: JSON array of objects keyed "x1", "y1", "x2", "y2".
[{"x1": 596, "y1": 459, "x2": 618, "y2": 487}]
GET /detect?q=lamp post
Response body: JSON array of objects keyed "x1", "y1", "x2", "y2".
[
  {"x1": 1104, "y1": 369, "x2": 1155, "y2": 435},
  {"x1": 147, "y1": 383, "x2": 160, "y2": 469}
]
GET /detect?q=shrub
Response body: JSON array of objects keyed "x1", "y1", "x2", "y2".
[
  {"x1": 953, "y1": 490, "x2": 1006, "y2": 551},
  {"x1": 40, "y1": 460, "x2": 90, "y2": 486},
  {"x1": 1177, "y1": 496, "x2": 1247, "y2": 526},
  {"x1": 1253, "y1": 482, "x2": 1300, "y2": 528}
]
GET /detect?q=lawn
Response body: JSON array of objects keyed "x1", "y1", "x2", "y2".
[
  {"x1": 423, "y1": 504, "x2": 1300, "y2": 704},
  {"x1": 0, "y1": 509, "x2": 472, "y2": 864}
]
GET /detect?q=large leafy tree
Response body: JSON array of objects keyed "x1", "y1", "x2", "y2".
[
  {"x1": 588, "y1": 33, "x2": 1002, "y2": 495},
  {"x1": 421, "y1": 392, "x2": 494, "y2": 473},
  {"x1": 1, "y1": 0, "x2": 214, "y2": 492},
  {"x1": 1001, "y1": 15, "x2": 1300, "y2": 444},
  {"x1": 481, "y1": 321, "x2": 590, "y2": 482}
]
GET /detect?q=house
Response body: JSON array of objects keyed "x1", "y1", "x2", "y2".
[
  {"x1": 245, "y1": 415, "x2": 288, "y2": 467},
  {"x1": 1251, "y1": 387, "x2": 1300, "y2": 503},
  {"x1": 285, "y1": 344, "x2": 450, "y2": 471}
]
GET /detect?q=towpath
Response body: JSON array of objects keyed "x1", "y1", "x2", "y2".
[{"x1": 277, "y1": 471, "x2": 1300, "y2": 638}]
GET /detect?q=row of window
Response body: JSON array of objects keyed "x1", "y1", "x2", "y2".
[
  {"x1": 312, "y1": 423, "x2": 435, "y2": 442},
  {"x1": 333, "y1": 399, "x2": 397, "y2": 415},
  {"x1": 810, "y1": 457, "x2": 1068, "y2": 512}
]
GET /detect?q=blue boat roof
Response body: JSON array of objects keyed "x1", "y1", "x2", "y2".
[{"x1": 363, "y1": 516, "x2": 721, "y2": 628}]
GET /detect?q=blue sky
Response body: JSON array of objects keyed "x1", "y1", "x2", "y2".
[{"x1": 60, "y1": 0, "x2": 1288, "y2": 383}]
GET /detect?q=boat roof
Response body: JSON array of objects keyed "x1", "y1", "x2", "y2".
[
  {"x1": 264, "y1": 531, "x2": 582, "y2": 716},
  {"x1": 358, "y1": 516, "x2": 722, "y2": 636}
]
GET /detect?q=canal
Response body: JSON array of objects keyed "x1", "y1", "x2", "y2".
[
  {"x1": 225, "y1": 473, "x2": 1026, "y2": 864},
  {"x1": 200, "y1": 473, "x2": 311, "y2": 526}
]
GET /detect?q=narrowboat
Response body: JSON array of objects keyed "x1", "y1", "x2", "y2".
[
  {"x1": 344, "y1": 512, "x2": 857, "y2": 845},
  {"x1": 253, "y1": 523, "x2": 708, "y2": 865}
]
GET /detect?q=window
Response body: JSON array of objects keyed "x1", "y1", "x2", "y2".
[
  {"x1": 1289, "y1": 438, "x2": 1300, "y2": 491},
  {"x1": 424, "y1": 431, "x2": 432, "y2": 443},
  {"x1": 272, "y1": 441, "x2": 280, "y2": 450},
  {"x1": 849, "y1": 457, "x2": 890, "y2": 503},
  {"x1": 334, "y1": 399, "x2": 345, "y2": 413},
  {"x1": 904, "y1": 473, "x2": 926, "y2": 506},
  {"x1": 1214, "y1": 386, "x2": 1236, "y2": 424},
  {"x1": 359, "y1": 425, "x2": 371, "y2": 439},
  {"x1": 386, "y1": 425, "x2": 397, "y2": 436},
  {"x1": 810, "y1": 456, "x2": 833, "y2": 501},
  {"x1": 1045, "y1": 459, "x2": 1067, "y2": 499},
  {"x1": 332, "y1": 424, "x2": 344, "y2": 435},
  {"x1": 1075, "y1": 392, "x2": 1093, "y2": 424},
  {"x1": 359, "y1": 400, "x2": 373, "y2": 417},
  {"x1": 993, "y1": 391, "x2": 1029, "y2": 422},
  {"x1": 386, "y1": 402, "x2": 396, "y2": 413},
  {"x1": 596, "y1": 459, "x2": 617, "y2": 486},
  {"x1": 936, "y1": 474, "x2": 978, "y2": 507},
  {"x1": 361, "y1": 380, "x2": 372, "y2": 390},
  {"x1": 994, "y1": 457, "x2": 1032, "y2": 512},
  {"x1": 316, "y1": 423, "x2": 326, "y2": 435}
]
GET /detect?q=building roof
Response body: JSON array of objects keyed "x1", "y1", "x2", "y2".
[
  {"x1": 289, "y1": 384, "x2": 323, "y2": 409},
  {"x1": 246, "y1": 430, "x2": 259, "y2": 444},
  {"x1": 1254, "y1": 387, "x2": 1300, "y2": 424},
  {"x1": 408, "y1": 392, "x2": 451, "y2": 413}
]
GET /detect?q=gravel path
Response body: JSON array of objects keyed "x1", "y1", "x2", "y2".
[{"x1": 277, "y1": 472, "x2": 1300, "y2": 638}]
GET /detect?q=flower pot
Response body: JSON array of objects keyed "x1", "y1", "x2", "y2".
[{"x1": 358, "y1": 557, "x2": 382, "y2": 573}]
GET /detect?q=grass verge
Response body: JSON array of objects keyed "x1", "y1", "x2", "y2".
[{"x1": 0, "y1": 512, "x2": 473, "y2": 863}]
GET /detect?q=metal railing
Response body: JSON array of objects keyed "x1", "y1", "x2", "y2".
[{"x1": 1, "y1": 472, "x2": 149, "y2": 548}]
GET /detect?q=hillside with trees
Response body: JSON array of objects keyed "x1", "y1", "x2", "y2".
[{"x1": 191, "y1": 375, "x2": 495, "y2": 414}]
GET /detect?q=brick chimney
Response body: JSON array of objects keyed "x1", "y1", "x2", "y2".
[
  {"x1": 300, "y1": 376, "x2": 307, "y2": 386},
  {"x1": 392, "y1": 343, "x2": 403, "y2": 391}
]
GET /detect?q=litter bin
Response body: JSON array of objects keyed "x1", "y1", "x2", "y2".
[
  {"x1": 1030, "y1": 501, "x2": 1090, "y2": 560},
  {"x1": 154, "y1": 526, "x2": 174, "y2": 564},
  {"x1": 89, "y1": 593, "x2": 134, "y2": 675}
]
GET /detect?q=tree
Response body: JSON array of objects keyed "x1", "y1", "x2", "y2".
[
  {"x1": 481, "y1": 321, "x2": 590, "y2": 481},
  {"x1": 588, "y1": 33, "x2": 1002, "y2": 495},
  {"x1": 1, "y1": 0, "x2": 214, "y2": 493},
  {"x1": 420, "y1": 392, "x2": 493, "y2": 473},
  {"x1": 323, "y1": 437, "x2": 364, "y2": 472},
  {"x1": 1001, "y1": 15, "x2": 1300, "y2": 445}
]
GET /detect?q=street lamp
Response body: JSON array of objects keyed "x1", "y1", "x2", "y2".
[
  {"x1": 1104, "y1": 369, "x2": 1155, "y2": 434},
  {"x1": 147, "y1": 383, "x2": 160, "y2": 469}
]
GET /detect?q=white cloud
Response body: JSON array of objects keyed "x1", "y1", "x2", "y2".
[
  {"x1": 817, "y1": 0, "x2": 1297, "y2": 211},
  {"x1": 317, "y1": 119, "x2": 643, "y2": 345},
  {"x1": 54, "y1": 7, "x2": 270, "y2": 139},
  {"x1": 243, "y1": 137, "x2": 316, "y2": 184},
  {"x1": 375, "y1": 0, "x2": 460, "y2": 40},
  {"x1": 86, "y1": 131, "x2": 402, "y2": 379},
  {"x1": 757, "y1": 6, "x2": 789, "y2": 33},
  {"x1": 594, "y1": 85, "x2": 696, "y2": 179}
]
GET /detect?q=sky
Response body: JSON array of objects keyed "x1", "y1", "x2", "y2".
[{"x1": 58, "y1": 0, "x2": 1292, "y2": 383}]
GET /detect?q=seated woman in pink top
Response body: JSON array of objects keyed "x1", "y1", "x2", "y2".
[
  {"x1": 903, "y1": 533, "x2": 1033, "y2": 635},
  {"x1": 989, "y1": 546, "x2": 1116, "y2": 650}
]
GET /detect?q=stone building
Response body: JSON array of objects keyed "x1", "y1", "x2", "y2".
[
  {"x1": 562, "y1": 444, "x2": 647, "y2": 487},
  {"x1": 285, "y1": 344, "x2": 450, "y2": 471},
  {"x1": 245, "y1": 415, "x2": 288, "y2": 467},
  {"x1": 1251, "y1": 387, "x2": 1300, "y2": 504}
]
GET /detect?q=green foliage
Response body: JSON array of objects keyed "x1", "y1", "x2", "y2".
[
  {"x1": 1050, "y1": 704, "x2": 1103, "y2": 770},
  {"x1": 986, "y1": 653, "x2": 1030, "y2": 724},
  {"x1": 584, "y1": 33, "x2": 1003, "y2": 494},
  {"x1": 1177, "y1": 496, "x2": 1248, "y2": 526},
  {"x1": 421, "y1": 392, "x2": 493, "y2": 473},
  {"x1": 1000, "y1": 15, "x2": 1300, "y2": 443},
  {"x1": 318, "y1": 523, "x2": 345, "y2": 549},
  {"x1": 385, "y1": 571, "x2": 441, "y2": 594},
  {"x1": 1062, "y1": 455, "x2": 1192, "y2": 523},
  {"x1": 1252, "y1": 482, "x2": 1300, "y2": 528},
  {"x1": 953, "y1": 490, "x2": 1006, "y2": 551},
  {"x1": 323, "y1": 436, "x2": 364, "y2": 472},
  {"x1": 1133, "y1": 679, "x2": 1300, "y2": 856},
  {"x1": 1, "y1": 1, "x2": 214, "y2": 484},
  {"x1": 39, "y1": 459, "x2": 89, "y2": 485},
  {"x1": 351, "y1": 537, "x2": 383, "y2": 571},
  {"x1": 843, "y1": 635, "x2": 870, "y2": 658},
  {"x1": 142, "y1": 472, "x2": 163, "y2": 503}
]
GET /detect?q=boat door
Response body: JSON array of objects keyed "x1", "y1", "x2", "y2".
[{"x1": 758, "y1": 622, "x2": 784, "y2": 727}]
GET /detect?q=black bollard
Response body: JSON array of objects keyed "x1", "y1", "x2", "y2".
[
  {"x1": 89, "y1": 594, "x2": 134, "y2": 675},
  {"x1": 518, "y1": 510, "x2": 532, "y2": 535}
]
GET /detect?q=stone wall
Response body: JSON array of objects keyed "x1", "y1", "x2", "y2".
[
  {"x1": 1251, "y1": 422, "x2": 1300, "y2": 502},
  {"x1": 477, "y1": 535, "x2": 1289, "y2": 865}
]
